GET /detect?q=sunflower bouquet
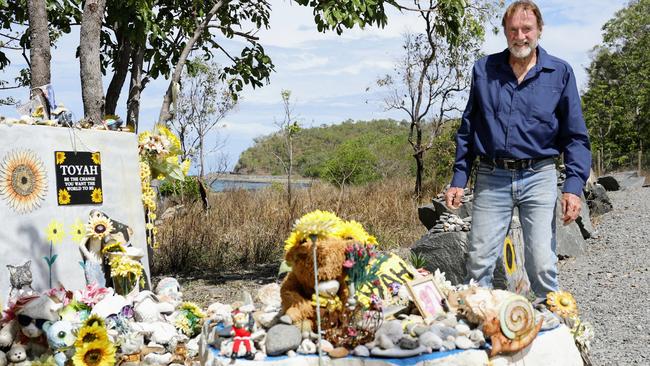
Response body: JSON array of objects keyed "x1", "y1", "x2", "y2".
[
  {"x1": 108, "y1": 254, "x2": 144, "y2": 296},
  {"x1": 137, "y1": 125, "x2": 187, "y2": 183},
  {"x1": 72, "y1": 315, "x2": 116, "y2": 366}
]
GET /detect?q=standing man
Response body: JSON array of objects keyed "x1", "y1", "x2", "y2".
[{"x1": 445, "y1": 0, "x2": 591, "y2": 299}]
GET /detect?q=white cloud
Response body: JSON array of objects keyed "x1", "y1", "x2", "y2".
[{"x1": 284, "y1": 53, "x2": 329, "y2": 71}]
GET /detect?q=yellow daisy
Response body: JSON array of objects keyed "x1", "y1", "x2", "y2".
[
  {"x1": 547, "y1": 291, "x2": 578, "y2": 318},
  {"x1": 69, "y1": 219, "x2": 86, "y2": 244},
  {"x1": 90, "y1": 188, "x2": 102, "y2": 203},
  {"x1": 58, "y1": 189, "x2": 71, "y2": 205},
  {"x1": 86, "y1": 216, "x2": 114, "y2": 240},
  {"x1": 45, "y1": 219, "x2": 65, "y2": 245},
  {"x1": 72, "y1": 338, "x2": 115, "y2": 366},
  {"x1": 283, "y1": 231, "x2": 303, "y2": 252},
  {"x1": 56, "y1": 151, "x2": 66, "y2": 165},
  {"x1": 91, "y1": 152, "x2": 101, "y2": 165}
]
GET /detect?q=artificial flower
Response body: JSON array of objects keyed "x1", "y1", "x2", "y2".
[
  {"x1": 72, "y1": 338, "x2": 116, "y2": 366},
  {"x1": 56, "y1": 151, "x2": 66, "y2": 165},
  {"x1": 181, "y1": 159, "x2": 191, "y2": 176},
  {"x1": 108, "y1": 255, "x2": 143, "y2": 279},
  {"x1": 283, "y1": 231, "x2": 302, "y2": 252},
  {"x1": 86, "y1": 216, "x2": 114, "y2": 240},
  {"x1": 101, "y1": 242, "x2": 125, "y2": 255},
  {"x1": 58, "y1": 189, "x2": 71, "y2": 205},
  {"x1": 75, "y1": 283, "x2": 113, "y2": 307},
  {"x1": 547, "y1": 291, "x2": 578, "y2": 318},
  {"x1": 90, "y1": 188, "x2": 103, "y2": 203},
  {"x1": 291, "y1": 210, "x2": 341, "y2": 243},
  {"x1": 74, "y1": 322, "x2": 109, "y2": 349},
  {"x1": 69, "y1": 219, "x2": 86, "y2": 244},
  {"x1": 45, "y1": 219, "x2": 65, "y2": 245},
  {"x1": 334, "y1": 220, "x2": 376, "y2": 244}
]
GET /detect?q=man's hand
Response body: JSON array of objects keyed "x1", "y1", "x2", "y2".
[
  {"x1": 561, "y1": 192, "x2": 581, "y2": 225},
  {"x1": 445, "y1": 187, "x2": 465, "y2": 209}
]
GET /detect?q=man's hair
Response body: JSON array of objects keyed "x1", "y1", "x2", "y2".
[{"x1": 501, "y1": 0, "x2": 544, "y2": 30}]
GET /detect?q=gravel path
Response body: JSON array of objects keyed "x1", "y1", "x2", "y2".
[{"x1": 560, "y1": 187, "x2": 650, "y2": 366}]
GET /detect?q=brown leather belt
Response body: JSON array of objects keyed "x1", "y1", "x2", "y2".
[{"x1": 480, "y1": 157, "x2": 554, "y2": 170}]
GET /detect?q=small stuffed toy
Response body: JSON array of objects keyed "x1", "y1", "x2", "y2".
[
  {"x1": 0, "y1": 319, "x2": 18, "y2": 348},
  {"x1": 14, "y1": 295, "x2": 61, "y2": 358},
  {"x1": 230, "y1": 311, "x2": 254, "y2": 360},
  {"x1": 42, "y1": 321, "x2": 75, "y2": 366},
  {"x1": 6, "y1": 262, "x2": 36, "y2": 304},
  {"x1": 5, "y1": 343, "x2": 30, "y2": 366}
]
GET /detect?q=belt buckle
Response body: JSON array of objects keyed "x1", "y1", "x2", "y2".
[{"x1": 502, "y1": 158, "x2": 517, "y2": 170}]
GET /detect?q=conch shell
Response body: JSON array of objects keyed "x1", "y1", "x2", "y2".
[{"x1": 447, "y1": 287, "x2": 542, "y2": 357}]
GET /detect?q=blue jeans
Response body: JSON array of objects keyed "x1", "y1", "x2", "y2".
[{"x1": 467, "y1": 159, "x2": 558, "y2": 297}]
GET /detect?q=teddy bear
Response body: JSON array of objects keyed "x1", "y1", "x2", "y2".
[
  {"x1": 5, "y1": 343, "x2": 30, "y2": 366},
  {"x1": 42, "y1": 321, "x2": 75, "y2": 366},
  {"x1": 280, "y1": 237, "x2": 351, "y2": 331}
]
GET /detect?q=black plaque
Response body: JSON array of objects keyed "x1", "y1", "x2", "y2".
[{"x1": 54, "y1": 151, "x2": 103, "y2": 205}]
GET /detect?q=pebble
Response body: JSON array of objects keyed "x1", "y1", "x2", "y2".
[
  {"x1": 412, "y1": 324, "x2": 430, "y2": 337},
  {"x1": 265, "y1": 324, "x2": 302, "y2": 356},
  {"x1": 455, "y1": 324, "x2": 470, "y2": 336},
  {"x1": 398, "y1": 336, "x2": 419, "y2": 350},
  {"x1": 370, "y1": 345, "x2": 428, "y2": 358},
  {"x1": 297, "y1": 339, "x2": 316, "y2": 354},
  {"x1": 468, "y1": 329, "x2": 485, "y2": 344},
  {"x1": 319, "y1": 340, "x2": 334, "y2": 353},
  {"x1": 455, "y1": 335, "x2": 474, "y2": 349},
  {"x1": 440, "y1": 315, "x2": 458, "y2": 328},
  {"x1": 328, "y1": 347, "x2": 349, "y2": 358},
  {"x1": 353, "y1": 345, "x2": 370, "y2": 357},
  {"x1": 377, "y1": 334, "x2": 395, "y2": 350},
  {"x1": 279, "y1": 315, "x2": 293, "y2": 325},
  {"x1": 441, "y1": 340, "x2": 456, "y2": 351},
  {"x1": 418, "y1": 332, "x2": 443, "y2": 350}
]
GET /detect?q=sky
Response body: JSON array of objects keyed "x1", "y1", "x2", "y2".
[{"x1": 0, "y1": 0, "x2": 629, "y2": 171}]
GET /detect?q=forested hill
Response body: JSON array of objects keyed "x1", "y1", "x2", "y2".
[{"x1": 234, "y1": 118, "x2": 459, "y2": 186}]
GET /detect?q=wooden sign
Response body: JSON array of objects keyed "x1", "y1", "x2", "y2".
[{"x1": 54, "y1": 151, "x2": 103, "y2": 205}]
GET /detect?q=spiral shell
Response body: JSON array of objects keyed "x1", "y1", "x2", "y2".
[{"x1": 499, "y1": 295, "x2": 535, "y2": 340}]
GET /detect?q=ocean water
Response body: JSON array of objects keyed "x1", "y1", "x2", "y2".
[{"x1": 210, "y1": 180, "x2": 311, "y2": 192}]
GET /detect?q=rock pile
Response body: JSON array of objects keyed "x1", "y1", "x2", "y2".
[{"x1": 430, "y1": 213, "x2": 471, "y2": 233}]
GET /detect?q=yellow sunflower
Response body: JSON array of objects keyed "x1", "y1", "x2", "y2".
[
  {"x1": 292, "y1": 210, "x2": 342, "y2": 242},
  {"x1": 90, "y1": 188, "x2": 103, "y2": 203},
  {"x1": 72, "y1": 338, "x2": 115, "y2": 366},
  {"x1": 83, "y1": 314, "x2": 106, "y2": 328},
  {"x1": 58, "y1": 188, "x2": 71, "y2": 205},
  {"x1": 0, "y1": 149, "x2": 48, "y2": 214},
  {"x1": 101, "y1": 242, "x2": 125, "y2": 255},
  {"x1": 546, "y1": 291, "x2": 578, "y2": 318},
  {"x1": 45, "y1": 219, "x2": 65, "y2": 245},
  {"x1": 334, "y1": 220, "x2": 375, "y2": 244},
  {"x1": 86, "y1": 216, "x2": 114, "y2": 240},
  {"x1": 74, "y1": 323, "x2": 108, "y2": 349},
  {"x1": 56, "y1": 151, "x2": 66, "y2": 165},
  {"x1": 91, "y1": 152, "x2": 101, "y2": 165},
  {"x1": 69, "y1": 219, "x2": 86, "y2": 244}
]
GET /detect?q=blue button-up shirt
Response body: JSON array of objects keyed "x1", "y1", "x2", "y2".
[{"x1": 451, "y1": 46, "x2": 591, "y2": 196}]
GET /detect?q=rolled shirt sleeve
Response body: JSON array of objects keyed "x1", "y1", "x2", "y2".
[{"x1": 557, "y1": 65, "x2": 591, "y2": 196}]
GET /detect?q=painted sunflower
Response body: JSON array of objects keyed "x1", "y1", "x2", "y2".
[
  {"x1": 72, "y1": 338, "x2": 115, "y2": 366},
  {"x1": 69, "y1": 219, "x2": 86, "y2": 244},
  {"x1": 91, "y1": 152, "x2": 101, "y2": 165},
  {"x1": 45, "y1": 219, "x2": 65, "y2": 245},
  {"x1": 546, "y1": 291, "x2": 578, "y2": 318},
  {"x1": 58, "y1": 188, "x2": 71, "y2": 205},
  {"x1": 86, "y1": 216, "x2": 114, "y2": 240},
  {"x1": 90, "y1": 188, "x2": 103, "y2": 203},
  {"x1": 0, "y1": 149, "x2": 48, "y2": 214},
  {"x1": 56, "y1": 151, "x2": 66, "y2": 165}
]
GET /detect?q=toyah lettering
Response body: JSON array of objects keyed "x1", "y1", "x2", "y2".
[{"x1": 60, "y1": 165, "x2": 99, "y2": 176}]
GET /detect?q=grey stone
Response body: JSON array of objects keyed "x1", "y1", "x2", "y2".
[
  {"x1": 398, "y1": 336, "x2": 419, "y2": 350},
  {"x1": 555, "y1": 192, "x2": 586, "y2": 258},
  {"x1": 265, "y1": 324, "x2": 302, "y2": 356},
  {"x1": 370, "y1": 346, "x2": 428, "y2": 358},
  {"x1": 455, "y1": 324, "x2": 470, "y2": 336},
  {"x1": 428, "y1": 324, "x2": 444, "y2": 338},
  {"x1": 353, "y1": 345, "x2": 370, "y2": 357},
  {"x1": 576, "y1": 192, "x2": 595, "y2": 239},
  {"x1": 375, "y1": 320, "x2": 404, "y2": 343},
  {"x1": 279, "y1": 315, "x2": 292, "y2": 325},
  {"x1": 441, "y1": 340, "x2": 456, "y2": 351},
  {"x1": 586, "y1": 183, "x2": 613, "y2": 216},
  {"x1": 468, "y1": 329, "x2": 484, "y2": 344},
  {"x1": 297, "y1": 339, "x2": 316, "y2": 354},
  {"x1": 597, "y1": 175, "x2": 620, "y2": 191},
  {"x1": 612, "y1": 171, "x2": 645, "y2": 190},
  {"x1": 412, "y1": 324, "x2": 430, "y2": 337},
  {"x1": 418, "y1": 332, "x2": 443, "y2": 350},
  {"x1": 377, "y1": 334, "x2": 395, "y2": 350},
  {"x1": 455, "y1": 336, "x2": 474, "y2": 349}
]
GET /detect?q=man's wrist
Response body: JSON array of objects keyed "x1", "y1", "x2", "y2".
[{"x1": 562, "y1": 176, "x2": 585, "y2": 197}]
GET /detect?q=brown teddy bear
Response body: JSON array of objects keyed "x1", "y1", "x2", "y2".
[{"x1": 280, "y1": 237, "x2": 350, "y2": 331}]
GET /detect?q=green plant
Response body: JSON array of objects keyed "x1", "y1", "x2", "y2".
[
  {"x1": 408, "y1": 251, "x2": 427, "y2": 269},
  {"x1": 159, "y1": 176, "x2": 200, "y2": 200}
]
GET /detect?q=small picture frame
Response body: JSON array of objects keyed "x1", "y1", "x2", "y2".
[{"x1": 406, "y1": 275, "x2": 446, "y2": 322}]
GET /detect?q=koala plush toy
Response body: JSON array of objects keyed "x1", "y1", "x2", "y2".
[{"x1": 43, "y1": 321, "x2": 75, "y2": 366}]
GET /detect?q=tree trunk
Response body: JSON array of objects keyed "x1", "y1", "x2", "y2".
[
  {"x1": 414, "y1": 151, "x2": 424, "y2": 199},
  {"x1": 79, "y1": 0, "x2": 107, "y2": 126},
  {"x1": 158, "y1": 1, "x2": 224, "y2": 125},
  {"x1": 199, "y1": 134, "x2": 204, "y2": 179},
  {"x1": 287, "y1": 137, "x2": 293, "y2": 214},
  {"x1": 27, "y1": 0, "x2": 51, "y2": 92},
  {"x1": 638, "y1": 140, "x2": 643, "y2": 176},
  {"x1": 126, "y1": 43, "x2": 145, "y2": 132},
  {"x1": 105, "y1": 33, "x2": 132, "y2": 115}
]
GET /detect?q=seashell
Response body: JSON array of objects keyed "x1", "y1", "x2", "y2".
[{"x1": 499, "y1": 295, "x2": 535, "y2": 340}]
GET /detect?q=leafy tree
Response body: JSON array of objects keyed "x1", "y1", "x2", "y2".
[
  {"x1": 583, "y1": 0, "x2": 649, "y2": 173},
  {"x1": 375, "y1": 0, "x2": 498, "y2": 198}
]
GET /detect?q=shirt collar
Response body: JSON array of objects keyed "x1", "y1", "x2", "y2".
[{"x1": 490, "y1": 46, "x2": 556, "y2": 71}]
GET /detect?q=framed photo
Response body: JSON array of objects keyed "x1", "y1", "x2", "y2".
[{"x1": 406, "y1": 275, "x2": 446, "y2": 322}]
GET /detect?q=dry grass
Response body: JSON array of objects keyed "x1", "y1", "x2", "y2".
[{"x1": 152, "y1": 177, "x2": 430, "y2": 275}]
